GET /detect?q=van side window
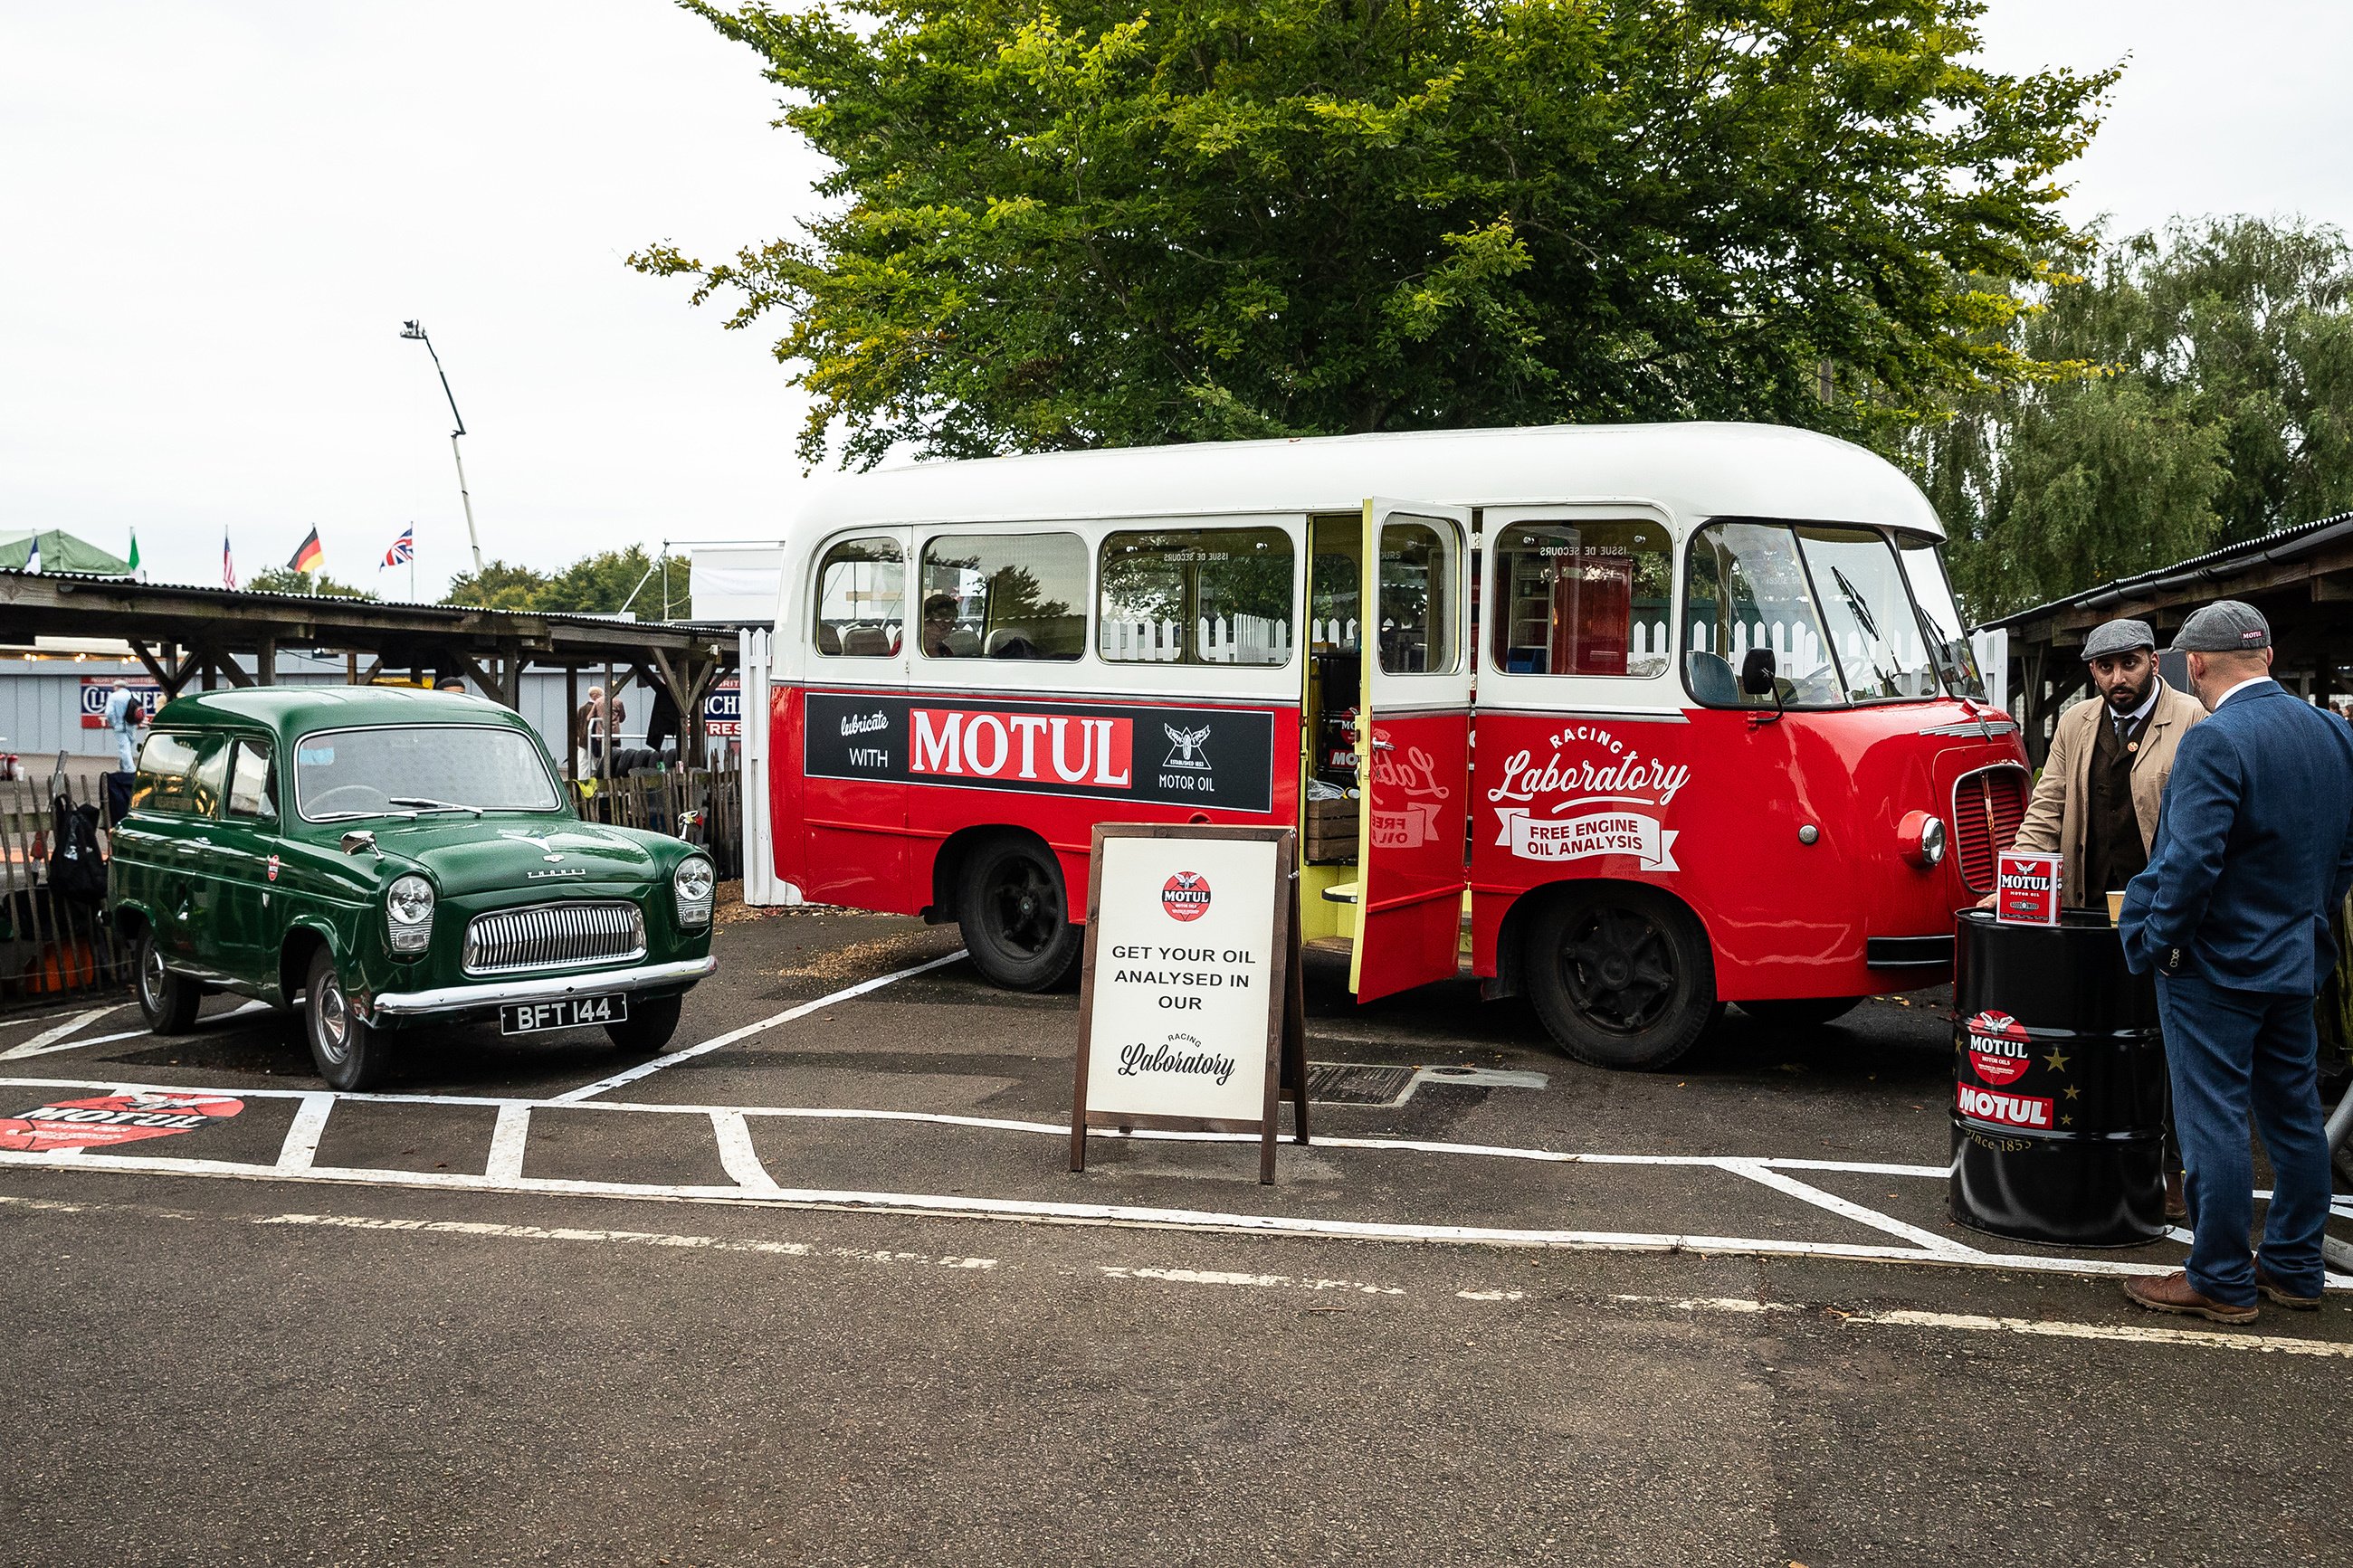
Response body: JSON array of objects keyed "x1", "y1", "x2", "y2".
[
  {"x1": 1376, "y1": 522, "x2": 1456, "y2": 674},
  {"x1": 224, "y1": 739, "x2": 277, "y2": 821},
  {"x1": 813, "y1": 536, "x2": 905, "y2": 658},
  {"x1": 189, "y1": 736, "x2": 232, "y2": 817},
  {"x1": 1098, "y1": 527, "x2": 1294, "y2": 666},
  {"x1": 1491, "y1": 520, "x2": 1672, "y2": 676},
  {"x1": 918, "y1": 533, "x2": 1088, "y2": 661},
  {"x1": 131, "y1": 732, "x2": 205, "y2": 815}
]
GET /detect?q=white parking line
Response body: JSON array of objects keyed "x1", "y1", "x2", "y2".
[
  {"x1": 0, "y1": 1006, "x2": 119, "y2": 1060},
  {"x1": 256, "y1": 1211, "x2": 998, "y2": 1269},
  {"x1": 0, "y1": 999, "x2": 271, "y2": 1062},
  {"x1": 1100, "y1": 1265, "x2": 1405, "y2": 1296},
  {"x1": 548, "y1": 949, "x2": 968, "y2": 1103},
  {"x1": 1615, "y1": 1294, "x2": 2353, "y2": 1359}
]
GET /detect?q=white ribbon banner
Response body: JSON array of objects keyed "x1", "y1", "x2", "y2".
[{"x1": 1493, "y1": 807, "x2": 1680, "y2": 871}]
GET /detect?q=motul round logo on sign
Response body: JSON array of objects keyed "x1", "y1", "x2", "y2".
[
  {"x1": 1965, "y1": 1009, "x2": 2033, "y2": 1087},
  {"x1": 1160, "y1": 872, "x2": 1212, "y2": 922}
]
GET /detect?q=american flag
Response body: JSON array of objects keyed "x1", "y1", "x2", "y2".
[
  {"x1": 383, "y1": 524, "x2": 414, "y2": 567},
  {"x1": 223, "y1": 530, "x2": 237, "y2": 590}
]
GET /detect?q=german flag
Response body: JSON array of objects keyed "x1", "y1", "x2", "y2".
[{"x1": 287, "y1": 527, "x2": 324, "y2": 575}]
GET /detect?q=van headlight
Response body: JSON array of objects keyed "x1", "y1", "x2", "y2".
[
  {"x1": 386, "y1": 874, "x2": 435, "y2": 954},
  {"x1": 673, "y1": 856, "x2": 715, "y2": 927},
  {"x1": 1899, "y1": 811, "x2": 1947, "y2": 870}
]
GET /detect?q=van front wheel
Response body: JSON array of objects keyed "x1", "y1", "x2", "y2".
[
  {"x1": 1527, "y1": 889, "x2": 1719, "y2": 1071},
  {"x1": 957, "y1": 836, "x2": 1081, "y2": 992}
]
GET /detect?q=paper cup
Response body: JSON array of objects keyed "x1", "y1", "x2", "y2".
[{"x1": 2106, "y1": 890, "x2": 2126, "y2": 926}]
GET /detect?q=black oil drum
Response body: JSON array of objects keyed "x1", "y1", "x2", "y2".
[{"x1": 1948, "y1": 909, "x2": 2167, "y2": 1247}]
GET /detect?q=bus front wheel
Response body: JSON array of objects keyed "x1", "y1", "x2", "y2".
[
  {"x1": 957, "y1": 836, "x2": 1081, "y2": 993},
  {"x1": 1527, "y1": 889, "x2": 1720, "y2": 1071}
]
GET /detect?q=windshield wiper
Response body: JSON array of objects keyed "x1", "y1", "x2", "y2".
[
  {"x1": 309, "y1": 809, "x2": 419, "y2": 823},
  {"x1": 387, "y1": 797, "x2": 483, "y2": 817}
]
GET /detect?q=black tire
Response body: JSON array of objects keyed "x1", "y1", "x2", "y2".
[
  {"x1": 1527, "y1": 888, "x2": 1720, "y2": 1070},
  {"x1": 957, "y1": 834, "x2": 1081, "y2": 992},
  {"x1": 1739, "y1": 997, "x2": 1864, "y2": 1030},
  {"x1": 303, "y1": 946, "x2": 389, "y2": 1091},
  {"x1": 606, "y1": 994, "x2": 683, "y2": 1056},
  {"x1": 132, "y1": 928, "x2": 201, "y2": 1035}
]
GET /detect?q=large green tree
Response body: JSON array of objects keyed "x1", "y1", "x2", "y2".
[
  {"x1": 1908, "y1": 216, "x2": 2353, "y2": 617},
  {"x1": 637, "y1": 0, "x2": 2110, "y2": 469},
  {"x1": 444, "y1": 546, "x2": 693, "y2": 616}
]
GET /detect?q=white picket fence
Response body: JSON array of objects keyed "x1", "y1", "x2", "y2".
[{"x1": 1105, "y1": 614, "x2": 1293, "y2": 665}]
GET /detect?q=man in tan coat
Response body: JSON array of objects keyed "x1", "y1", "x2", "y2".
[
  {"x1": 2005, "y1": 617, "x2": 2205, "y2": 910},
  {"x1": 1996, "y1": 615, "x2": 2205, "y2": 1218}
]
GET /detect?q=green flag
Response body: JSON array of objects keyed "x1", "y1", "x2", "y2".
[{"x1": 127, "y1": 528, "x2": 140, "y2": 577}]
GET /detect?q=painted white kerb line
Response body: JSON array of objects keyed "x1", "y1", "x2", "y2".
[
  {"x1": 1615, "y1": 1294, "x2": 2353, "y2": 1360},
  {"x1": 548, "y1": 949, "x2": 968, "y2": 1103}
]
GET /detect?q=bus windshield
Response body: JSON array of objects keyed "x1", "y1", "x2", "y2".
[{"x1": 1683, "y1": 521, "x2": 1967, "y2": 708}]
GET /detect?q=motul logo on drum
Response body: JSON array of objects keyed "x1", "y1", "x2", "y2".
[
  {"x1": 1964, "y1": 1009, "x2": 2033, "y2": 1087},
  {"x1": 1956, "y1": 1083, "x2": 2053, "y2": 1129},
  {"x1": 910, "y1": 708, "x2": 1132, "y2": 788}
]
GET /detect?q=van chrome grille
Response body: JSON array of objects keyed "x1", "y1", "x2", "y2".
[
  {"x1": 462, "y1": 901, "x2": 646, "y2": 975},
  {"x1": 1952, "y1": 766, "x2": 2029, "y2": 894}
]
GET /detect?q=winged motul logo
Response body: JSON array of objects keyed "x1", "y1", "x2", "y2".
[
  {"x1": 1964, "y1": 1010, "x2": 2033, "y2": 1087},
  {"x1": 1161, "y1": 872, "x2": 1212, "y2": 922}
]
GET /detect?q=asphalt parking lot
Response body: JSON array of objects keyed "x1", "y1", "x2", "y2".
[{"x1": 5, "y1": 904, "x2": 2351, "y2": 1566}]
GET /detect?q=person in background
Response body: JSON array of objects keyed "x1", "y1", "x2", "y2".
[
  {"x1": 920, "y1": 594, "x2": 959, "y2": 659},
  {"x1": 1989, "y1": 616, "x2": 2205, "y2": 1217},
  {"x1": 645, "y1": 687, "x2": 681, "y2": 755},
  {"x1": 100, "y1": 679, "x2": 144, "y2": 771},
  {"x1": 2119, "y1": 601, "x2": 2353, "y2": 1324}
]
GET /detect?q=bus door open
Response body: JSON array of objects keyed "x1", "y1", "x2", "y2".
[{"x1": 1349, "y1": 499, "x2": 1474, "y2": 1002}]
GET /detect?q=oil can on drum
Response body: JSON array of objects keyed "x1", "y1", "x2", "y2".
[{"x1": 1948, "y1": 910, "x2": 2168, "y2": 1247}]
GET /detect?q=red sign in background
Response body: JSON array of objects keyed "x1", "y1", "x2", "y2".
[{"x1": 0, "y1": 1091, "x2": 244, "y2": 1153}]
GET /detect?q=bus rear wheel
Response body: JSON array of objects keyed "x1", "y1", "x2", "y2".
[
  {"x1": 1527, "y1": 889, "x2": 1719, "y2": 1071},
  {"x1": 957, "y1": 835, "x2": 1081, "y2": 992}
]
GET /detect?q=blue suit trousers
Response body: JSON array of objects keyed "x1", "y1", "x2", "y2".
[{"x1": 2155, "y1": 972, "x2": 2331, "y2": 1303}]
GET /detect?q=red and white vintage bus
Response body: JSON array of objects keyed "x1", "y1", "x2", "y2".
[{"x1": 745, "y1": 422, "x2": 2028, "y2": 1069}]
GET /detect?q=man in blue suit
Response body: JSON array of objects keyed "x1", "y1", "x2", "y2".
[{"x1": 2119, "y1": 601, "x2": 2353, "y2": 1322}]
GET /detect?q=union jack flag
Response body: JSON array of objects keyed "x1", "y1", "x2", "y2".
[{"x1": 383, "y1": 525, "x2": 414, "y2": 567}]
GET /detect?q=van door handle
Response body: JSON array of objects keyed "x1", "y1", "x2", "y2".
[{"x1": 1369, "y1": 739, "x2": 1394, "y2": 753}]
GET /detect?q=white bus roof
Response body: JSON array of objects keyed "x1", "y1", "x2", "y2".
[{"x1": 787, "y1": 421, "x2": 1944, "y2": 541}]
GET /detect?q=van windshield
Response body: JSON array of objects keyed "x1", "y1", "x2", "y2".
[
  {"x1": 1683, "y1": 521, "x2": 1962, "y2": 708},
  {"x1": 295, "y1": 727, "x2": 563, "y2": 821}
]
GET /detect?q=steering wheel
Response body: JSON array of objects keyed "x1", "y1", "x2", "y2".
[{"x1": 308, "y1": 784, "x2": 389, "y2": 813}]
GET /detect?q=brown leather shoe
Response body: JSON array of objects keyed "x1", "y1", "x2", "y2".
[
  {"x1": 2163, "y1": 1171, "x2": 2186, "y2": 1223},
  {"x1": 2122, "y1": 1270, "x2": 2258, "y2": 1324},
  {"x1": 2254, "y1": 1265, "x2": 2323, "y2": 1311}
]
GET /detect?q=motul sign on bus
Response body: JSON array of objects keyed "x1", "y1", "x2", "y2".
[
  {"x1": 802, "y1": 691, "x2": 1276, "y2": 813},
  {"x1": 910, "y1": 708, "x2": 1133, "y2": 788}
]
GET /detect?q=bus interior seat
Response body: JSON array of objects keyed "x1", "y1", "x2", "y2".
[
  {"x1": 943, "y1": 628, "x2": 983, "y2": 658},
  {"x1": 817, "y1": 623, "x2": 843, "y2": 655},
  {"x1": 1686, "y1": 650, "x2": 1740, "y2": 706},
  {"x1": 984, "y1": 629, "x2": 1037, "y2": 659},
  {"x1": 841, "y1": 625, "x2": 890, "y2": 657}
]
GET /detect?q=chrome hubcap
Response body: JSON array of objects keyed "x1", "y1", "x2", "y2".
[
  {"x1": 141, "y1": 944, "x2": 165, "y2": 1006},
  {"x1": 314, "y1": 974, "x2": 351, "y2": 1064}
]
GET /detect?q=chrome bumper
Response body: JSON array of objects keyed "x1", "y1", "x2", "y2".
[{"x1": 369, "y1": 955, "x2": 718, "y2": 1020}]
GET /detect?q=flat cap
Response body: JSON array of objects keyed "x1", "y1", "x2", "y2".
[
  {"x1": 2081, "y1": 618, "x2": 2155, "y2": 661},
  {"x1": 2171, "y1": 600, "x2": 2272, "y2": 653}
]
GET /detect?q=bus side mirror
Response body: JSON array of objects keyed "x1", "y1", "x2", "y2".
[{"x1": 1739, "y1": 648, "x2": 1778, "y2": 696}]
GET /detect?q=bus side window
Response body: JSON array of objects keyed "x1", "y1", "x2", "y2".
[
  {"x1": 1099, "y1": 527, "x2": 1294, "y2": 665},
  {"x1": 918, "y1": 533, "x2": 1089, "y2": 660},
  {"x1": 1489, "y1": 520, "x2": 1672, "y2": 676},
  {"x1": 813, "y1": 536, "x2": 906, "y2": 658},
  {"x1": 1377, "y1": 522, "x2": 1456, "y2": 674}
]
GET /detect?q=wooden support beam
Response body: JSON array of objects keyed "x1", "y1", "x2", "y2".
[
  {"x1": 129, "y1": 640, "x2": 204, "y2": 699},
  {"x1": 254, "y1": 636, "x2": 276, "y2": 686},
  {"x1": 203, "y1": 647, "x2": 255, "y2": 689}
]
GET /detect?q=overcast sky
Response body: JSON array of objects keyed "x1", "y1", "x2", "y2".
[{"x1": 4, "y1": 1, "x2": 2348, "y2": 602}]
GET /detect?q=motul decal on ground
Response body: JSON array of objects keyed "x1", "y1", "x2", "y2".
[
  {"x1": 803, "y1": 691, "x2": 1276, "y2": 813},
  {"x1": 0, "y1": 1091, "x2": 245, "y2": 1153}
]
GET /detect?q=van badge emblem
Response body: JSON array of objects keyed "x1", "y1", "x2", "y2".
[
  {"x1": 543, "y1": 854, "x2": 563, "y2": 862},
  {"x1": 1162, "y1": 723, "x2": 1212, "y2": 771}
]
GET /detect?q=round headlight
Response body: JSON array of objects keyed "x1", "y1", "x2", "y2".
[
  {"x1": 386, "y1": 873, "x2": 435, "y2": 955},
  {"x1": 1920, "y1": 815, "x2": 1948, "y2": 867},
  {"x1": 674, "y1": 856, "x2": 716, "y2": 928},
  {"x1": 388, "y1": 874, "x2": 435, "y2": 925},
  {"x1": 1898, "y1": 810, "x2": 1947, "y2": 870}
]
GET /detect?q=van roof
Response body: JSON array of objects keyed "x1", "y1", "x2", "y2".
[{"x1": 789, "y1": 421, "x2": 1943, "y2": 541}]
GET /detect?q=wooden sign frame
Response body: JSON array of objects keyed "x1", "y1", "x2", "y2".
[{"x1": 1070, "y1": 822, "x2": 1309, "y2": 1183}]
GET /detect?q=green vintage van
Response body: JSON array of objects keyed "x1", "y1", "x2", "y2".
[{"x1": 108, "y1": 687, "x2": 718, "y2": 1089}]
